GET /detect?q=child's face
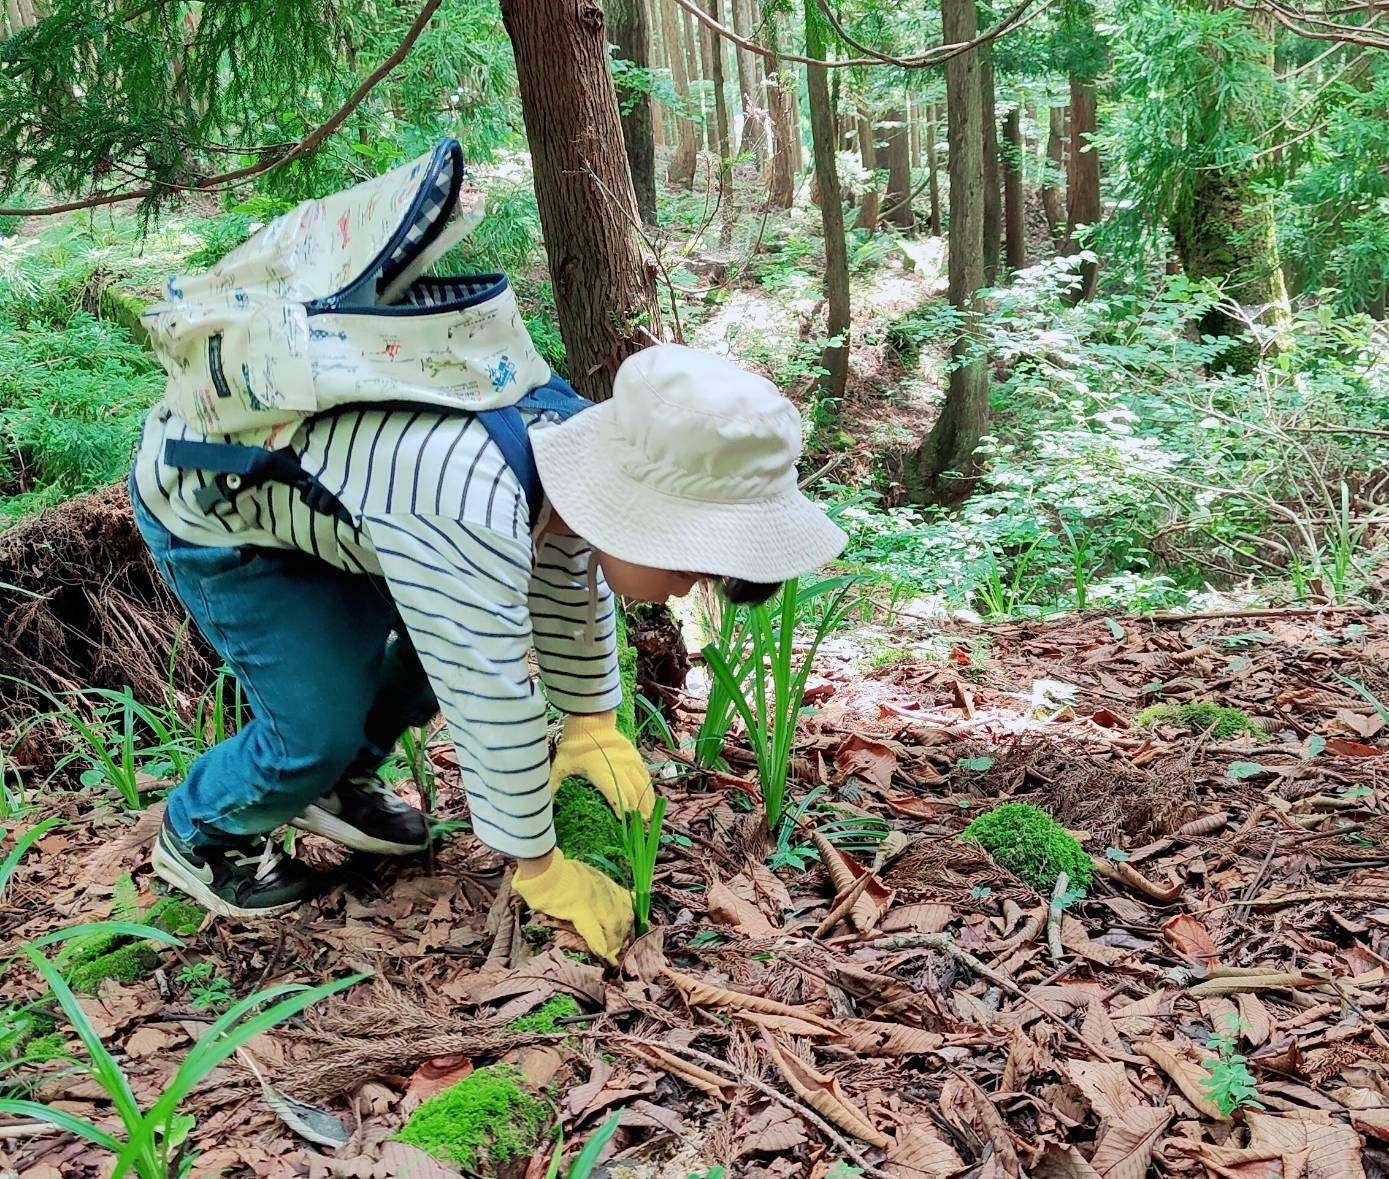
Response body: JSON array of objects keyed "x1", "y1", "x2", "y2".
[{"x1": 596, "y1": 552, "x2": 704, "y2": 603}]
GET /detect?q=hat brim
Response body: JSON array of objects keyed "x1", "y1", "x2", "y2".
[{"x1": 530, "y1": 404, "x2": 847, "y2": 582}]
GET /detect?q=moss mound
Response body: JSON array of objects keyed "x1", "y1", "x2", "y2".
[
  {"x1": 615, "y1": 608, "x2": 639, "y2": 743},
  {"x1": 1134, "y1": 701, "x2": 1262, "y2": 739},
  {"x1": 396, "y1": 1063, "x2": 548, "y2": 1171},
  {"x1": 553, "y1": 777, "x2": 626, "y2": 883},
  {"x1": 961, "y1": 803, "x2": 1093, "y2": 894},
  {"x1": 506, "y1": 994, "x2": 581, "y2": 1033},
  {"x1": 55, "y1": 884, "x2": 204, "y2": 994}
]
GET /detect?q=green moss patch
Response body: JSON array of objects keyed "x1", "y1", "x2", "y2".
[
  {"x1": 54, "y1": 881, "x2": 204, "y2": 994},
  {"x1": 615, "y1": 608, "x2": 639, "y2": 744},
  {"x1": 961, "y1": 803, "x2": 1093, "y2": 895},
  {"x1": 1135, "y1": 701, "x2": 1262, "y2": 740},
  {"x1": 553, "y1": 777, "x2": 626, "y2": 883},
  {"x1": 505, "y1": 994, "x2": 581, "y2": 1034},
  {"x1": 396, "y1": 1063, "x2": 549, "y2": 1171}
]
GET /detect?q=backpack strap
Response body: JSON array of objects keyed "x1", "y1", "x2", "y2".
[
  {"x1": 475, "y1": 375, "x2": 592, "y2": 529},
  {"x1": 163, "y1": 439, "x2": 354, "y2": 525}
]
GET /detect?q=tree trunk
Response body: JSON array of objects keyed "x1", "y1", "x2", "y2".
[
  {"x1": 1001, "y1": 107, "x2": 1025, "y2": 270},
  {"x1": 731, "y1": 0, "x2": 768, "y2": 162},
  {"x1": 908, "y1": 95, "x2": 922, "y2": 168},
  {"x1": 608, "y1": 0, "x2": 657, "y2": 225},
  {"x1": 647, "y1": 0, "x2": 666, "y2": 151},
  {"x1": 981, "y1": 45, "x2": 1002, "y2": 284},
  {"x1": 925, "y1": 102, "x2": 942, "y2": 237},
  {"x1": 883, "y1": 106, "x2": 915, "y2": 232},
  {"x1": 703, "y1": 0, "x2": 734, "y2": 247},
  {"x1": 788, "y1": 59, "x2": 806, "y2": 173},
  {"x1": 1064, "y1": 77, "x2": 1100, "y2": 300},
  {"x1": 499, "y1": 0, "x2": 664, "y2": 402},
  {"x1": 1040, "y1": 104, "x2": 1065, "y2": 246},
  {"x1": 853, "y1": 111, "x2": 879, "y2": 232},
  {"x1": 683, "y1": 7, "x2": 707, "y2": 151},
  {"x1": 908, "y1": 0, "x2": 987, "y2": 504},
  {"x1": 661, "y1": 0, "x2": 698, "y2": 188},
  {"x1": 764, "y1": 11, "x2": 797, "y2": 210},
  {"x1": 804, "y1": 0, "x2": 849, "y2": 403}
]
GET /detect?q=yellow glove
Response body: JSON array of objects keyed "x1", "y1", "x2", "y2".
[
  {"x1": 513, "y1": 850, "x2": 634, "y2": 965},
  {"x1": 549, "y1": 712, "x2": 654, "y2": 819}
]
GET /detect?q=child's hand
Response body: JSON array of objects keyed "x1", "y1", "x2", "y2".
[
  {"x1": 548, "y1": 712, "x2": 654, "y2": 819},
  {"x1": 513, "y1": 850, "x2": 633, "y2": 964}
]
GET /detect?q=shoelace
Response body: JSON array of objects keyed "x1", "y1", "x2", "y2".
[
  {"x1": 346, "y1": 773, "x2": 394, "y2": 798},
  {"x1": 228, "y1": 837, "x2": 285, "y2": 882}
]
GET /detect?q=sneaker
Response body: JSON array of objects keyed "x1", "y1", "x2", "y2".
[
  {"x1": 151, "y1": 818, "x2": 318, "y2": 919},
  {"x1": 290, "y1": 773, "x2": 430, "y2": 855}
]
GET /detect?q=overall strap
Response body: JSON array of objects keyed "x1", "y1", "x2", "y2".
[{"x1": 163, "y1": 439, "x2": 353, "y2": 525}]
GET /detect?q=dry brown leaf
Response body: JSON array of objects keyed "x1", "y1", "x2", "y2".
[
  {"x1": 507, "y1": 1046, "x2": 564, "y2": 1089},
  {"x1": 887, "y1": 1123, "x2": 967, "y2": 1177},
  {"x1": 737, "y1": 1102, "x2": 810, "y2": 1155},
  {"x1": 620, "y1": 927, "x2": 667, "y2": 982},
  {"x1": 1032, "y1": 1144, "x2": 1103, "y2": 1179},
  {"x1": 372, "y1": 1141, "x2": 467, "y2": 1178},
  {"x1": 1134, "y1": 1039, "x2": 1228, "y2": 1120},
  {"x1": 1001, "y1": 1027, "x2": 1046, "y2": 1091},
  {"x1": 760, "y1": 1033, "x2": 891, "y2": 1149},
  {"x1": 1235, "y1": 993, "x2": 1273, "y2": 1046},
  {"x1": 1351, "y1": 1108, "x2": 1389, "y2": 1141},
  {"x1": 885, "y1": 795, "x2": 947, "y2": 819},
  {"x1": 1063, "y1": 1061, "x2": 1139, "y2": 1122},
  {"x1": 883, "y1": 902, "x2": 953, "y2": 935},
  {"x1": 839, "y1": 1019, "x2": 945, "y2": 1057},
  {"x1": 626, "y1": 1044, "x2": 735, "y2": 1102},
  {"x1": 1188, "y1": 972, "x2": 1322, "y2": 997},
  {"x1": 834, "y1": 733, "x2": 901, "y2": 792},
  {"x1": 1169, "y1": 1141, "x2": 1303, "y2": 1179},
  {"x1": 1089, "y1": 1105, "x2": 1173, "y2": 1179},
  {"x1": 961, "y1": 1077, "x2": 1021, "y2": 1176},
  {"x1": 735, "y1": 1010, "x2": 841, "y2": 1038},
  {"x1": 1323, "y1": 737, "x2": 1382, "y2": 758},
  {"x1": 1162, "y1": 914, "x2": 1222, "y2": 966},
  {"x1": 706, "y1": 877, "x2": 778, "y2": 937},
  {"x1": 405, "y1": 1053, "x2": 474, "y2": 1103},
  {"x1": 747, "y1": 861, "x2": 793, "y2": 914},
  {"x1": 1336, "y1": 709, "x2": 1385, "y2": 739},
  {"x1": 808, "y1": 830, "x2": 894, "y2": 932},
  {"x1": 665, "y1": 969, "x2": 839, "y2": 1032},
  {"x1": 1244, "y1": 1109, "x2": 1367, "y2": 1179},
  {"x1": 125, "y1": 1026, "x2": 171, "y2": 1058},
  {"x1": 477, "y1": 947, "x2": 605, "y2": 1006},
  {"x1": 1092, "y1": 857, "x2": 1184, "y2": 903},
  {"x1": 1176, "y1": 811, "x2": 1230, "y2": 838},
  {"x1": 1080, "y1": 998, "x2": 1123, "y2": 1055}
]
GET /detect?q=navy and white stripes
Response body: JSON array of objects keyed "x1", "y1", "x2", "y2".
[{"x1": 134, "y1": 404, "x2": 621, "y2": 859}]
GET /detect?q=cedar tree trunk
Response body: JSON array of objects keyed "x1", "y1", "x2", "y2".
[
  {"x1": 661, "y1": 0, "x2": 698, "y2": 187},
  {"x1": 608, "y1": 0, "x2": 657, "y2": 224},
  {"x1": 883, "y1": 106, "x2": 915, "y2": 232},
  {"x1": 1001, "y1": 106, "x2": 1026, "y2": 270},
  {"x1": 1064, "y1": 77, "x2": 1100, "y2": 300}
]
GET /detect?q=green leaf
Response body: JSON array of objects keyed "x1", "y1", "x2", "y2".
[
  {"x1": 1302, "y1": 734, "x2": 1326, "y2": 759},
  {"x1": 1103, "y1": 618, "x2": 1125, "y2": 639},
  {"x1": 1226, "y1": 761, "x2": 1267, "y2": 780},
  {"x1": 0, "y1": 816, "x2": 61, "y2": 899},
  {"x1": 956, "y1": 756, "x2": 995, "y2": 772},
  {"x1": 1105, "y1": 846, "x2": 1131, "y2": 861}
]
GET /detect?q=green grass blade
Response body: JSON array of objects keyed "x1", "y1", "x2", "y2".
[
  {"x1": 0, "y1": 1098, "x2": 123, "y2": 1151},
  {"x1": 27, "y1": 921, "x2": 184, "y2": 953},
  {"x1": 0, "y1": 816, "x2": 61, "y2": 899},
  {"x1": 566, "y1": 1111, "x2": 621, "y2": 1178}
]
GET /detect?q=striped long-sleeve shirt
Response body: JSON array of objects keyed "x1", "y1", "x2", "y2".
[{"x1": 133, "y1": 402, "x2": 621, "y2": 859}]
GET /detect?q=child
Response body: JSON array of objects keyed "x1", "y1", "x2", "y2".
[{"x1": 131, "y1": 342, "x2": 845, "y2": 962}]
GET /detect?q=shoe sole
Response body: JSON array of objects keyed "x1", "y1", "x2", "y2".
[
  {"x1": 290, "y1": 805, "x2": 430, "y2": 856},
  {"x1": 150, "y1": 838, "x2": 301, "y2": 920}
]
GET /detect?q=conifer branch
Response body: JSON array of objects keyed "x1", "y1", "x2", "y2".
[{"x1": 0, "y1": 0, "x2": 443, "y2": 218}]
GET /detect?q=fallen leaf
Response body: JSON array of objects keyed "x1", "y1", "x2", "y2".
[
  {"x1": 405, "y1": 1053, "x2": 474, "y2": 1103},
  {"x1": 838, "y1": 1019, "x2": 945, "y2": 1056},
  {"x1": 626, "y1": 1043, "x2": 735, "y2": 1102},
  {"x1": 1336, "y1": 709, "x2": 1385, "y2": 739},
  {"x1": 125, "y1": 1026, "x2": 171, "y2": 1058},
  {"x1": 706, "y1": 878, "x2": 778, "y2": 937},
  {"x1": 735, "y1": 1010, "x2": 840, "y2": 1038},
  {"x1": 883, "y1": 903, "x2": 952, "y2": 935},
  {"x1": 1244, "y1": 1109, "x2": 1367, "y2": 1179},
  {"x1": 1351, "y1": 1108, "x2": 1389, "y2": 1141},
  {"x1": 1235, "y1": 993, "x2": 1273, "y2": 1046},
  {"x1": 887, "y1": 1123, "x2": 966, "y2": 1177},
  {"x1": 1089, "y1": 1105, "x2": 1173, "y2": 1179},
  {"x1": 665, "y1": 969, "x2": 839, "y2": 1033},
  {"x1": 1062, "y1": 1061, "x2": 1141, "y2": 1122},
  {"x1": 835, "y1": 733, "x2": 900, "y2": 792},
  {"x1": 1089, "y1": 707, "x2": 1127, "y2": 730},
  {"x1": 1032, "y1": 1143, "x2": 1102, "y2": 1179},
  {"x1": 477, "y1": 947, "x2": 606, "y2": 1006},
  {"x1": 1168, "y1": 1140, "x2": 1303, "y2": 1179},
  {"x1": 1324, "y1": 737, "x2": 1381, "y2": 758},
  {"x1": 808, "y1": 831, "x2": 894, "y2": 932},
  {"x1": 1134, "y1": 1039, "x2": 1227, "y2": 1120},
  {"x1": 509, "y1": 1045, "x2": 564, "y2": 1089},
  {"x1": 1162, "y1": 914, "x2": 1222, "y2": 966},
  {"x1": 761, "y1": 1033, "x2": 890, "y2": 1149},
  {"x1": 738, "y1": 1103, "x2": 810, "y2": 1155},
  {"x1": 620, "y1": 927, "x2": 667, "y2": 981},
  {"x1": 885, "y1": 795, "x2": 947, "y2": 819},
  {"x1": 373, "y1": 1141, "x2": 466, "y2": 1178},
  {"x1": 962, "y1": 1077, "x2": 1020, "y2": 1176}
]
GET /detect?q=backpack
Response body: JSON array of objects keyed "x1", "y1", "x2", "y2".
[{"x1": 142, "y1": 139, "x2": 587, "y2": 526}]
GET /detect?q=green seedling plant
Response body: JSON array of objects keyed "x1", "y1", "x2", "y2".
[
  {"x1": 546, "y1": 1111, "x2": 621, "y2": 1178},
  {"x1": 701, "y1": 576, "x2": 860, "y2": 832},
  {"x1": 623, "y1": 797, "x2": 667, "y2": 936},
  {"x1": 1202, "y1": 1015, "x2": 1264, "y2": 1117},
  {"x1": 176, "y1": 963, "x2": 233, "y2": 1011},
  {"x1": 0, "y1": 931, "x2": 361, "y2": 1178},
  {"x1": 1336, "y1": 673, "x2": 1389, "y2": 728},
  {"x1": 693, "y1": 593, "x2": 758, "y2": 769},
  {"x1": 398, "y1": 725, "x2": 437, "y2": 812}
]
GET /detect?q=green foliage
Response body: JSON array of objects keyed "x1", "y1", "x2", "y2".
[
  {"x1": 553, "y1": 778, "x2": 626, "y2": 882},
  {"x1": 176, "y1": 963, "x2": 234, "y2": 1011},
  {"x1": 54, "y1": 882, "x2": 204, "y2": 995},
  {"x1": 506, "y1": 994, "x2": 581, "y2": 1034},
  {"x1": 1202, "y1": 1016, "x2": 1264, "y2": 1117},
  {"x1": 961, "y1": 803, "x2": 1093, "y2": 895},
  {"x1": 1134, "y1": 702, "x2": 1262, "y2": 740},
  {"x1": 396, "y1": 1064, "x2": 548, "y2": 1172},
  {"x1": 622, "y1": 797, "x2": 666, "y2": 936},
  {"x1": 615, "y1": 609, "x2": 639, "y2": 745}
]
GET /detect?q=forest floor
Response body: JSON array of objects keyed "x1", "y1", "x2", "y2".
[{"x1": 4, "y1": 605, "x2": 1388, "y2": 1178}]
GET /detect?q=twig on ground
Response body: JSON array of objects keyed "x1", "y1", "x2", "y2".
[{"x1": 1046, "y1": 872, "x2": 1069, "y2": 961}]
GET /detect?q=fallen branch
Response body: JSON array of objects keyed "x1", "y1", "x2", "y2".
[{"x1": 1046, "y1": 871, "x2": 1069, "y2": 961}]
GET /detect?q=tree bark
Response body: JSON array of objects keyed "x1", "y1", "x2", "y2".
[
  {"x1": 683, "y1": 6, "x2": 707, "y2": 151},
  {"x1": 981, "y1": 46, "x2": 1002, "y2": 284},
  {"x1": 764, "y1": 10, "x2": 797, "y2": 210},
  {"x1": 608, "y1": 0, "x2": 657, "y2": 225},
  {"x1": 908, "y1": 0, "x2": 988, "y2": 504},
  {"x1": 1001, "y1": 107, "x2": 1025, "y2": 270},
  {"x1": 730, "y1": 0, "x2": 768, "y2": 162},
  {"x1": 661, "y1": 0, "x2": 698, "y2": 188},
  {"x1": 925, "y1": 101, "x2": 942, "y2": 237},
  {"x1": 853, "y1": 111, "x2": 879, "y2": 232},
  {"x1": 703, "y1": 0, "x2": 734, "y2": 247},
  {"x1": 883, "y1": 106, "x2": 915, "y2": 232},
  {"x1": 500, "y1": 0, "x2": 663, "y2": 402},
  {"x1": 804, "y1": 0, "x2": 850, "y2": 402},
  {"x1": 1064, "y1": 77, "x2": 1100, "y2": 300},
  {"x1": 647, "y1": 0, "x2": 666, "y2": 151},
  {"x1": 908, "y1": 95, "x2": 922, "y2": 169},
  {"x1": 1040, "y1": 104, "x2": 1065, "y2": 245}
]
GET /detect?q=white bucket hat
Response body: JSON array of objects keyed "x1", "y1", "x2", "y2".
[{"x1": 530, "y1": 344, "x2": 847, "y2": 582}]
